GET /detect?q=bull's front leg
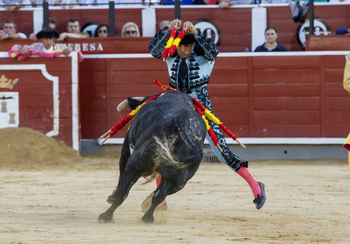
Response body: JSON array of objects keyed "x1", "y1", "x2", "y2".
[
  {"x1": 142, "y1": 180, "x2": 174, "y2": 223},
  {"x1": 98, "y1": 170, "x2": 140, "y2": 223}
]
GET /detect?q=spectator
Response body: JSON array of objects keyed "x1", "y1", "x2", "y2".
[
  {"x1": 0, "y1": 0, "x2": 31, "y2": 11},
  {"x1": 19, "y1": 28, "x2": 72, "y2": 54},
  {"x1": 121, "y1": 22, "x2": 140, "y2": 37},
  {"x1": 29, "y1": 18, "x2": 57, "y2": 41},
  {"x1": 58, "y1": 18, "x2": 90, "y2": 40},
  {"x1": 254, "y1": 26, "x2": 288, "y2": 52},
  {"x1": 159, "y1": 20, "x2": 170, "y2": 32},
  {"x1": 0, "y1": 20, "x2": 27, "y2": 41},
  {"x1": 218, "y1": 0, "x2": 254, "y2": 8},
  {"x1": 9, "y1": 28, "x2": 84, "y2": 61},
  {"x1": 336, "y1": 28, "x2": 350, "y2": 35},
  {"x1": 30, "y1": 0, "x2": 61, "y2": 7},
  {"x1": 94, "y1": 24, "x2": 109, "y2": 38}
]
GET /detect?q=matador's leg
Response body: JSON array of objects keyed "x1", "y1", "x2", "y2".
[{"x1": 190, "y1": 85, "x2": 266, "y2": 209}]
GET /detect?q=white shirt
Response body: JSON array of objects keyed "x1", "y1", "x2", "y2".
[{"x1": 18, "y1": 32, "x2": 27, "y2": 39}]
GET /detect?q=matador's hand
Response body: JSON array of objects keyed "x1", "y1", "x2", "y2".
[
  {"x1": 170, "y1": 19, "x2": 182, "y2": 31},
  {"x1": 183, "y1": 21, "x2": 198, "y2": 36}
]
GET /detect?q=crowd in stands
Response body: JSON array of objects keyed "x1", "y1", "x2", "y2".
[
  {"x1": 0, "y1": 18, "x2": 142, "y2": 41},
  {"x1": 1, "y1": 0, "x2": 349, "y2": 53}
]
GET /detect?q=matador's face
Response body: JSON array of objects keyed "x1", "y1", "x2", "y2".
[{"x1": 176, "y1": 43, "x2": 194, "y2": 59}]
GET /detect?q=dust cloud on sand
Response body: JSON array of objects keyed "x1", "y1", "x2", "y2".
[{"x1": 1, "y1": 127, "x2": 349, "y2": 243}]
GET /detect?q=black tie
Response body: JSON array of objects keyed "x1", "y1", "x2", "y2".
[{"x1": 180, "y1": 59, "x2": 188, "y2": 80}]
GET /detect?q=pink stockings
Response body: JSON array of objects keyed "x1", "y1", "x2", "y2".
[{"x1": 236, "y1": 167, "x2": 261, "y2": 198}]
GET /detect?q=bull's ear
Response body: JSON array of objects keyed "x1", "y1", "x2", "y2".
[{"x1": 127, "y1": 97, "x2": 143, "y2": 110}]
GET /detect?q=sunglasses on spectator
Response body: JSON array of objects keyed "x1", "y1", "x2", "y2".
[
  {"x1": 98, "y1": 30, "x2": 107, "y2": 33},
  {"x1": 125, "y1": 31, "x2": 136, "y2": 34}
]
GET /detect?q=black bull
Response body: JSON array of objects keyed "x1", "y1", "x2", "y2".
[{"x1": 98, "y1": 90, "x2": 207, "y2": 223}]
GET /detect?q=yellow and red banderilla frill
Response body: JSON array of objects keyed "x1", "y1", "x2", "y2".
[
  {"x1": 99, "y1": 91, "x2": 165, "y2": 144},
  {"x1": 162, "y1": 28, "x2": 187, "y2": 60}
]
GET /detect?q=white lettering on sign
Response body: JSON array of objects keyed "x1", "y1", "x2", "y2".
[
  {"x1": 67, "y1": 43, "x2": 104, "y2": 52},
  {"x1": 90, "y1": 43, "x2": 96, "y2": 51},
  {"x1": 74, "y1": 43, "x2": 81, "y2": 51},
  {"x1": 83, "y1": 43, "x2": 89, "y2": 51},
  {"x1": 97, "y1": 43, "x2": 103, "y2": 51}
]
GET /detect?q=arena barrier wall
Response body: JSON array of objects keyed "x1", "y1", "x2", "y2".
[
  {"x1": 80, "y1": 52, "x2": 349, "y2": 146},
  {"x1": 0, "y1": 52, "x2": 80, "y2": 153}
]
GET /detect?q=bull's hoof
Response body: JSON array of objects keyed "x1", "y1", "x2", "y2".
[
  {"x1": 141, "y1": 194, "x2": 153, "y2": 212},
  {"x1": 141, "y1": 214, "x2": 154, "y2": 224},
  {"x1": 156, "y1": 202, "x2": 167, "y2": 211},
  {"x1": 141, "y1": 193, "x2": 168, "y2": 212},
  {"x1": 98, "y1": 212, "x2": 113, "y2": 223}
]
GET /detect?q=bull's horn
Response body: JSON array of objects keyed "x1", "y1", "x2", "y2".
[
  {"x1": 116, "y1": 97, "x2": 145, "y2": 112},
  {"x1": 116, "y1": 99, "x2": 129, "y2": 112}
]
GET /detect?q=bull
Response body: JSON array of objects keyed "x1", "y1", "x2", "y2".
[{"x1": 98, "y1": 90, "x2": 206, "y2": 224}]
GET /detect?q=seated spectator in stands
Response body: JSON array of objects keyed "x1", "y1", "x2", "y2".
[
  {"x1": 121, "y1": 22, "x2": 140, "y2": 37},
  {"x1": 0, "y1": 20, "x2": 27, "y2": 41},
  {"x1": 254, "y1": 26, "x2": 288, "y2": 52},
  {"x1": 31, "y1": 0, "x2": 61, "y2": 7},
  {"x1": 218, "y1": 0, "x2": 255, "y2": 8},
  {"x1": 159, "y1": 20, "x2": 170, "y2": 31},
  {"x1": 336, "y1": 28, "x2": 350, "y2": 35},
  {"x1": 29, "y1": 18, "x2": 57, "y2": 41},
  {"x1": 9, "y1": 27, "x2": 84, "y2": 61},
  {"x1": 58, "y1": 18, "x2": 90, "y2": 40},
  {"x1": 0, "y1": 0, "x2": 31, "y2": 11},
  {"x1": 94, "y1": 24, "x2": 109, "y2": 38}
]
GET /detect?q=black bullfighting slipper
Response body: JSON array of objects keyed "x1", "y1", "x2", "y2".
[{"x1": 253, "y1": 181, "x2": 266, "y2": 210}]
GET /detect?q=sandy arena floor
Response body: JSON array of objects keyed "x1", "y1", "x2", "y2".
[
  {"x1": 1, "y1": 127, "x2": 349, "y2": 243},
  {"x1": 1, "y1": 154, "x2": 349, "y2": 243}
]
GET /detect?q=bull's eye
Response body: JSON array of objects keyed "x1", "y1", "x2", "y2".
[{"x1": 173, "y1": 126, "x2": 179, "y2": 133}]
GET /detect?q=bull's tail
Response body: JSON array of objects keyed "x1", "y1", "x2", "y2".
[
  {"x1": 153, "y1": 114, "x2": 204, "y2": 168},
  {"x1": 154, "y1": 135, "x2": 203, "y2": 169}
]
